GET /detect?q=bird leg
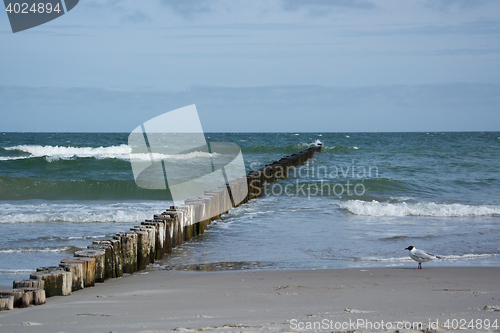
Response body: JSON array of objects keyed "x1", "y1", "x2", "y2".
[{"x1": 418, "y1": 263, "x2": 422, "y2": 269}]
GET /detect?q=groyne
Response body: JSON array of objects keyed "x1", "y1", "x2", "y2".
[{"x1": 0, "y1": 144, "x2": 321, "y2": 310}]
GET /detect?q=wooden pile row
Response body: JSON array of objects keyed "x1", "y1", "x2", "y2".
[{"x1": 0, "y1": 144, "x2": 321, "y2": 310}]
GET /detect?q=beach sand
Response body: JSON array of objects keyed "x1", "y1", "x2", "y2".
[{"x1": 1, "y1": 267, "x2": 499, "y2": 332}]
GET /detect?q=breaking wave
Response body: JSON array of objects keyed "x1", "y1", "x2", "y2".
[
  {"x1": 339, "y1": 200, "x2": 500, "y2": 217},
  {"x1": 1, "y1": 145, "x2": 216, "y2": 162}
]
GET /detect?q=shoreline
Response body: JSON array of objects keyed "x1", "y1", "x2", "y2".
[
  {"x1": 1, "y1": 266, "x2": 499, "y2": 332},
  {"x1": 3, "y1": 260, "x2": 499, "y2": 289}
]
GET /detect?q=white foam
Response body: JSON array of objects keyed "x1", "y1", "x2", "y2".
[
  {"x1": 0, "y1": 247, "x2": 75, "y2": 253},
  {"x1": 360, "y1": 253, "x2": 496, "y2": 262},
  {"x1": 63, "y1": 235, "x2": 107, "y2": 240},
  {"x1": 129, "y1": 151, "x2": 217, "y2": 162},
  {"x1": 5, "y1": 144, "x2": 131, "y2": 161},
  {"x1": 0, "y1": 156, "x2": 32, "y2": 161},
  {"x1": 440, "y1": 253, "x2": 495, "y2": 260},
  {"x1": 3, "y1": 144, "x2": 217, "y2": 162},
  {"x1": 360, "y1": 256, "x2": 412, "y2": 262},
  {"x1": 0, "y1": 269, "x2": 36, "y2": 273},
  {"x1": 340, "y1": 200, "x2": 500, "y2": 217},
  {"x1": 389, "y1": 196, "x2": 413, "y2": 202},
  {"x1": 0, "y1": 210, "x2": 156, "y2": 224},
  {"x1": 0, "y1": 201, "x2": 170, "y2": 224}
]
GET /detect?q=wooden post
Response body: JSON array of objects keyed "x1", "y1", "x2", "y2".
[
  {"x1": 74, "y1": 249, "x2": 105, "y2": 283},
  {"x1": 0, "y1": 290, "x2": 24, "y2": 307},
  {"x1": 142, "y1": 221, "x2": 165, "y2": 260},
  {"x1": 89, "y1": 241, "x2": 116, "y2": 279},
  {"x1": 13, "y1": 279, "x2": 44, "y2": 289},
  {"x1": 132, "y1": 225, "x2": 156, "y2": 264},
  {"x1": 60, "y1": 257, "x2": 95, "y2": 288},
  {"x1": 152, "y1": 216, "x2": 169, "y2": 254},
  {"x1": 0, "y1": 295, "x2": 14, "y2": 311},
  {"x1": 104, "y1": 238, "x2": 123, "y2": 278},
  {"x1": 20, "y1": 290, "x2": 32, "y2": 308},
  {"x1": 29, "y1": 268, "x2": 72, "y2": 297},
  {"x1": 114, "y1": 232, "x2": 138, "y2": 274},
  {"x1": 130, "y1": 228, "x2": 149, "y2": 271},
  {"x1": 59, "y1": 261, "x2": 84, "y2": 291},
  {"x1": 21, "y1": 288, "x2": 46, "y2": 305}
]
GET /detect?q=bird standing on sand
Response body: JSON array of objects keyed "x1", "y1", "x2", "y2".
[{"x1": 405, "y1": 245, "x2": 440, "y2": 269}]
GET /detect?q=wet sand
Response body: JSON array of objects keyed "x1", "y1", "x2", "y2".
[{"x1": 1, "y1": 267, "x2": 499, "y2": 332}]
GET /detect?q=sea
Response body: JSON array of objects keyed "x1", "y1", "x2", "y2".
[{"x1": 1, "y1": 132, "x2": 499, "y2": 286}]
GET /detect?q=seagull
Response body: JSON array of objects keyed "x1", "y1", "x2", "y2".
[{"x1": 405, "y1": 245, "x2": 441, "y2": 269}]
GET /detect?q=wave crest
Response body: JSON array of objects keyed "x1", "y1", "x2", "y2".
[
  {"x1": 0, "y1": 210, "x2": 156, "y2": 224},
  {"x1": 2, "y1": 144, "x2": 218, "y2": 162},
  {"x1": 340, "y1": 200, "x2": 500, "y2": 217},
  {"x1": 0, "y1": 246, "x2": 83, "y2": 253},
  {"x1": 4, "y1": 144, "x2": 131, "y2": 161}
]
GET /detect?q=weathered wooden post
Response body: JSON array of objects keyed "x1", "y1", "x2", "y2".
[
  {"x1": 30, "y1": 267, "x2": 72, "y2": 297},
  {"x1": 59, "y1": 261, "x2": 84, "y2": 291},
  {"x1": 129, "y1": 228, "x2": 149, "y2": 271},
  {"x1": 2, "y1": 286, "x2": 46, "y2": 308},
  {"x1": 13, "y1": 279, "x2": 44, "y2": 289},
  {"x1": 0, "y1": 290, "x2": 24, "y2": 307},
  {"x1": 161, "y1": 210, "x2": 183, "y2": 247},
  {"x1": 153, "y1": 215, "x2": 174, "y2": 254},
  {"x1": 0, "y1": 295, "x2": 14, "y2": 310},
  {"x1": 171, "y1": 206, "x2": 193, "y2": 241},
  {"x1": 142, "y1": 220, "x2": 165, "y2": 260},
  {"x1": 104, "y1": 238, "x2": 123, "y2": 278},
  {"x1": 132, "y1": 225, "x2": 156, "y2": 264},
  {"x1": 114, "y1": 232, "x2": 138, "y2": 274},
  {"x1": 153, "y1": 215, "x2": 170, "y2": 253},
  {"x1": 60, "y1": 257, "x2": 95, "y2": 288},
  {"x1": 74, "y1": 249, "x2": 105, "y2": 283},
  {"x1": 88, "y1": 241, "x2": 115, "y2": 280},
  {"x1": 20, "y1": 288, "x2": 45, "y2": 306}
]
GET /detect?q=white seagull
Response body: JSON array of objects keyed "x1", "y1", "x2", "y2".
[{"x1": 405, "y1": 245, "x2": 440, "y2": 269}]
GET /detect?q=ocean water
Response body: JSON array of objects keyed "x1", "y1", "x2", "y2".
[{"x1": 1, "y1": 132, "x2": 499, "y2": 285}]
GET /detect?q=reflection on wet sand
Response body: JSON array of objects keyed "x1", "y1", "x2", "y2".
[{"x1": 159, "y1": 261, "x2": 274, "y2": 272}]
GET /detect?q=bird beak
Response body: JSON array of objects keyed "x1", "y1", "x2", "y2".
[{"x1": 405, "y1": 247, "x2": 410, "y2": 250}]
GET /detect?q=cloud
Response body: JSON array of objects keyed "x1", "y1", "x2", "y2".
[
  {"x1": 163, "y1": 34, "x2": 248, "y2": 39},
  {"x1": 159, "y1": 0, "x2": 214, "y2": 19},
  {"x1": 166, "y1": 23, "x2": 312, "y2": 31},
  {"x1": 425, "y1": 0, "x2": 490, "y2": 11},
  {"x1": 435, "y1": 47, "x2": 500, "y2": 56},
  {"x1": 347, "y1": 19, "x2": 500, "y2": 37},
  {"x1": 282, "y1": 0, "x2": 376, "y2": 12},
  {"x1": 120, "y1": 10, "x2": 151, "y2": 24},
  {"x1": 83, "y1": 0, "x2": 126, "y2": 10}
]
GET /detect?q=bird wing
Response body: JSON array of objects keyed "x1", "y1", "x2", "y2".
[
  {"x1": 425, "y1": 251, "x2": 444, "y2": 259},
  {"x1": 413, "y1": 249, "x2": 437, "y2": 261}
]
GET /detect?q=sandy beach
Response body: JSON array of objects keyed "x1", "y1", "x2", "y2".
[{"x1": 1, "y1": 266, "x2": 499, "y2": 332}]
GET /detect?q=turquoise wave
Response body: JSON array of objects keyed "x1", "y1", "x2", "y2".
[{"x1": 0, "y1": 176, "x2": 172, "y2": 200}]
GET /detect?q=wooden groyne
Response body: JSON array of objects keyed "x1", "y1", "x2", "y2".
[{"x1": 0, "y1": 143, "x2": 321, "y2": 310}]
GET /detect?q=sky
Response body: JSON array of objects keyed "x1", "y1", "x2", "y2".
[{"x1": 1, "y1": 0, "x2": 499, "y2": 132}]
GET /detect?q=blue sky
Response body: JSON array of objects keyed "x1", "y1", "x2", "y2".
[{"x1": 1, "y1": 0, "x2": 499, "y2": 132}]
